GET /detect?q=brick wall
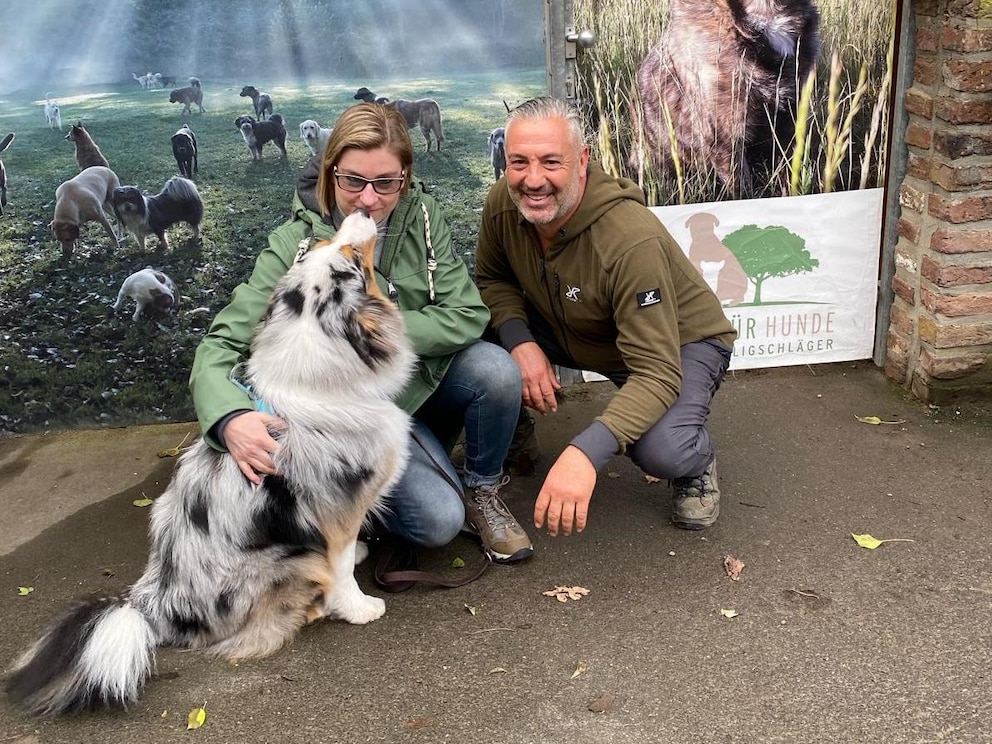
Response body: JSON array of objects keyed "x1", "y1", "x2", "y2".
[{"x1": 886, "y1": 0, "x2": 992, "y2": 401}]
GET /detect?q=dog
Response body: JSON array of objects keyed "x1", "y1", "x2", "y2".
[
  {"x1": 353, "y1": 87, "x2": 390, "y2": 104},
  {"x1": 50, "y1": 165, "x2": 121, "y2": 258},
  {"x1": 6, "y1": 210, "x2": 414, "y2": 716},
  {"x1": 44, "y1": 94, "x2": 62, "y2": 130},
  {"x1": 65, "y1": 122, "x2": 110, "y2": 171},
  {"x1": 110, "y1": 267, "x2": 179, "y2": 321},
  {"x1": 171, "y1": 124, "x2": 198, "y2": 178},
  {"x1": 488, "y1": 127, "x2": 506, "y2": 180},
  {"x1": 685, "y1": 213, "x2": 748, "y2": 306},
  {"x1": 111, "y1": 176, "x2": 203, "y2": 251},
  {"x1": 299, "y1": 119, "x2": 332, "y2": 158},
  {"x1": 240, "y1": 85, "x2": 273, "y2": 120},
  {"x1": 633, "y1": 0, "x2": 820, "y2": 199},
  {"x1": 353, "y1": 88, "x2": 444, "y2": 151},
  {"x1": 170, "y1": 77, "x2": 205, "y2": 116},
  {"x1": 235, "y1": 114, "x2": 288, "y2": 161},
  {"x1": 0, "y1": 133, "x2": 13, "y2": 217}
]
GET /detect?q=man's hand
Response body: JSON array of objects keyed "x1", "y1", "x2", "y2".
[
  {"x1": 534, "y1": 445, "x2": 596, "y2": 536},
  {"x1": 222, "y1": 411, "x2": 286, "y2": 484},
  {"x1": 511, "y1": 341, "x2": 561, "y2": 414}
]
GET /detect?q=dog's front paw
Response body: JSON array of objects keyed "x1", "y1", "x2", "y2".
[{"x1": 325, "y1": 590, "x2": 385, "y2": 625}]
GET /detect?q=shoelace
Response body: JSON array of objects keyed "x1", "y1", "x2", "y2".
[{"x1": 472, "y1": 475, "x2": 513, "y2": 526}]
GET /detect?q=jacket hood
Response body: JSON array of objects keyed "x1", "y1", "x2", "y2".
[{"x1": 558, "y1": 162, "x2": 646, "y2": 240}]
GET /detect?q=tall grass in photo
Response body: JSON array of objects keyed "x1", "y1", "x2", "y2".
[{"x1": 574, "y1": 0, "x2": 896, "y2": 205}]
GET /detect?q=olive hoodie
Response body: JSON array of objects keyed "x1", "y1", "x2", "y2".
[
  {"x1": 476, "y1": 162, "x2": 737, "y2": 468},
  {"x1": 190, "y1": 159, "x2": 489, "y2": 451}
]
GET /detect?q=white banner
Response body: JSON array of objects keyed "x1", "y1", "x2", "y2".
[{"x1": 650, "y1": 189, "x2": 884, "y2": 370}]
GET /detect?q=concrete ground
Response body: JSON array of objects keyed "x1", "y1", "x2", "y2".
[{"x1": 0, "y1": 361, "x2": 990, "y2": 744}]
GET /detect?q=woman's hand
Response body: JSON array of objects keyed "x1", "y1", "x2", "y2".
[{"x1": 221, "y1": 411, "x2": 286, "y2": 484}]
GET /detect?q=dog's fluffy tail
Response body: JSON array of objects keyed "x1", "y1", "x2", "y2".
[{"x1": 6, "y1": 597, "x2": 157, "y2": 716}]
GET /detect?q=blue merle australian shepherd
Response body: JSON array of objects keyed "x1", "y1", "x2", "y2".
[{"x1": 6, "y1": 211, "x2": 414, "y2": 715}]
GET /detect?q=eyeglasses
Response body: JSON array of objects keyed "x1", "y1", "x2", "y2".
[{"x1": 333, "y1": 167, "x2": 406, "y2": 195}]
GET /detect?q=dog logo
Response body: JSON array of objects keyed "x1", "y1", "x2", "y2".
[
  {"x1": 565, "y1": 285, "x2": 581, "y2": 303},
  {"x1": 637, "y1": 289, "x2": 662, "y2": 307}
]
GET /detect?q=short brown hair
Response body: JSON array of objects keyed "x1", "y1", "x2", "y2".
[{"x1": 316, "y1": 103, "x2": 414, "y2": 216}]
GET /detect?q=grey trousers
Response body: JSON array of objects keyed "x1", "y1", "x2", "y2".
[{"x1": 527, "y1": 306, "x2": 731, "y2": 480}]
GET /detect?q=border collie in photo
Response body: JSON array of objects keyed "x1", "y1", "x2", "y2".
[
  {"x1": 239, "y1": 85, "x2": 273, "y2": 120},
  {"x1": 111, "y1": 176, "x2": 203, "y2": 251},
  {"x1": 235, "y1": 114, "x2": 287, "y2": 161},
  {"x1": 111, "y1": 266, "x2": 179, "y2": 321},
  {"x1": 171, "y1": 124, "x2": 198, "y2": 178},
  {"x1": 6, "y1": 211, "x2": 414, "y2": 716}
]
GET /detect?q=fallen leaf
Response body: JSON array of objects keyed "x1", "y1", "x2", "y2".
[
  {"x1": 133, "y1": 497, "x2": 154, "y2": 507},
  {"x1": 855, "y1": 415, "x2": 906, "y2": 426},
  {"x1": 157, "y1": 432, "x2": 193, "y2": 458},
  {"x1": 464, "y1": 603, "x2": 478, "y2": 616},
  {"x1": 17, "y1": 586, "x2": 34, "y2": 596},
  {"x1": 542, "y1": 585, "x2": 590, "y2": 602},
  {"x1": 161, "y1": 709, "x2": 168, "y2": 718},
  {"x1": 723, "y1": 554, "x2": 745, "y2": 581},
  {"x1": 452, "y1": 557, "x2": 465, "y2": 568},
  {"x1": 404, "y1": 717, "x2": 432, "y2": 730},
  {"x1": 571, "y1": 662, "x2": 588, "y2": 679},
  {"x1": 588, "y1": 693, "x2": 616, "y2": 713},
  {"x1": 489, "y1": 667, "x2": 507, "y2": 675},
  {"x1": 644, "y1": 475, "x2": 661, "y2": 484},
  {"x1": 186, "y1": 705, "x2": 206, "y2": 730},
  {"x1": 851, "y1": 533, "x2": 915, "y2": 550},
  {"x1": 606, "y1": 471, "x2": 621, "y2": 478},
  {"x1": 720, "y1": 608, "x2": 739, "y2": 618}
]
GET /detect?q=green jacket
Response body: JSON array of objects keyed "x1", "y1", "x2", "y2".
[
  {"x1": 190, "y1": 162, "x2": 489, "y2": 451},
  {"x1": 476, "y1": 162, "x2": 737, "y2": 456}
]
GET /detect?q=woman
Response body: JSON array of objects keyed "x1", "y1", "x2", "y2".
[{"x1": 189, "y1": 103, "x2": 532, "y2": 564}]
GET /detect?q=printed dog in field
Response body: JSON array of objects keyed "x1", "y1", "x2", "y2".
[
  {"x1": 0, "y1": 133, "x2": 13, "y2": 217},
  {"x1": 685, "y1": 212, "x2": 748, "y2": 306},
  {"x1": 44, "y1": 94, "x2": 62, "y2": 130},
  {"x1": 240, "y1": 85, "x2": 273, "y2": 120},
  {"x1": 299, "y1": 119, "x2": 333, "y2": 158},
  {"x1": 50, "y1": 165, "x2": 121, "y2": 258},
  {"x1": 488, "y1": 127, "x2": 506, "y2": 180},
  {"x1": 170, "y1": 77, "x2": 205, "y2": 117},
  {"x1": 171, "y1": 124, "x2": 198, "y2": 178},
  {"x1": 65, "y1": 122, "x2": 109, "y2": 171},
  {"x1": 633, "y1": 0, "x2": 820, "y2": 199},
  {"x1": 111, "y1": 267, "x2": 179, "y2": 321},
  {"x1": 235, "y1": 114, "x2": 288, "y2": 161},
  {"x1": 111, "y1": 176, "x2": 203, "y2": 251},
  {"x1": 353, "y1": 87, "x2": 444, "y2": 151},
  {"x1": 6, "y1": 211, "x2": 414, "y2": 716}
]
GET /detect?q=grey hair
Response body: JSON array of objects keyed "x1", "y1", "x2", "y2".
[{"x1": 506, "y1": 96, "x2": 586, "y2": 148}]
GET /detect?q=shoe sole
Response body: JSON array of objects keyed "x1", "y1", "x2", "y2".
[
  {"x1": 461, "y1": 523, "x2": 534, "y2": 563},
  {"x1": 672, "y1": 504, "x2": 720, "y2": 530}
]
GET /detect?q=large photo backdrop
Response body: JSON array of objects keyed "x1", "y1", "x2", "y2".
[
  {"x1": 573, "y1": 0, "x2": 897, "y2": 370},
  {"x1": 0, "y1": 0, "x2": 543, "y2": 434}
]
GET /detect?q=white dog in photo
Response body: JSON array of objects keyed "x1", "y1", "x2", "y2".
[
  {"x1": 299, "y1": 119, "x2": 333, "y2": 157},
  {"x1": 7, "y1": 210, "x2": 414, "y2": 716},
  {"x1": 44, "y1": 94, "x2": 62, "y2": 130},
  {"x1": 111, "y1": 267, "x2": 179, "y2": 321}
]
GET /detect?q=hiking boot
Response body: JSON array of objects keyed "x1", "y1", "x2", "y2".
[
  {"x1": 671, "y1": 458, "x2": 721, "y2": 530},
  {"x1": 463, "y1": 476, "x2": 534, "y2": 563},
  {"x1": 504, "y1": 408, "x2": 541, "y2": 476}
]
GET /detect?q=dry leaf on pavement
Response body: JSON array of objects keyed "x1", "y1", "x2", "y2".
[
  {"x1": 723, "y1": 554, "x2": 745, "y2": 581},
  {"x1": 157, "y1": 432, "x2": 193, "y2": 458},
  {"x1": 542, "y1": 585, "x2": 590, "y2": 602}
]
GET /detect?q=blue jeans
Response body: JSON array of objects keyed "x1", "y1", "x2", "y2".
[{"x1": 373, "y1": 340, "x2": 522, "y2": 547}]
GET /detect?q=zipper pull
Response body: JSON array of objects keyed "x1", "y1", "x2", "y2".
[{"x1": 387, "y1": 279, "x2": 398, "y2": 302}]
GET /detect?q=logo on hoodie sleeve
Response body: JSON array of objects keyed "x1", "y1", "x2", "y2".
[{"x1": 636, "y1": 288, "x2": 662, "y2": 308}]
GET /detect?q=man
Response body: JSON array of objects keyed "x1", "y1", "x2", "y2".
[{"x1": 475, "y1": 97, "x2": 737, "y2": 538}]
